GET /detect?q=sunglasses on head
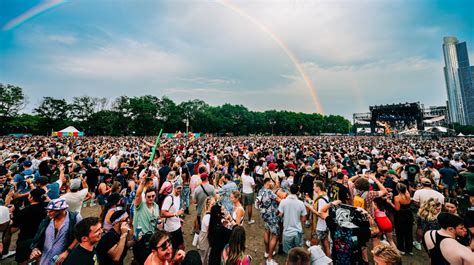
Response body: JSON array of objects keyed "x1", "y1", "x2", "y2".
[{"x1": 157, "y1": 239, "x2": 171, "y2": 251}]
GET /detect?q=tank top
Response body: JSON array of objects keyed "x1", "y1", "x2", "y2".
[
  {"x1": 426, "y1": 231, "x2": 450, "y2": 265},
  {"x1": 232, "y1": 206, "x2": 245, "y2": 225}
]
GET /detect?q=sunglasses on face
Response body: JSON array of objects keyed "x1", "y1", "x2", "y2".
[
  {"x1": 147, "y1": 195, "x2": 156, "y2": 199},
  {"x1": 157, "y1": 239, "x2": 171, "y2": 251}
]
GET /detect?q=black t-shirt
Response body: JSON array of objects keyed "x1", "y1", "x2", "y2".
[
  {"x1": 86, "y1": 167, "x2": 100, "y2": 187},
  {"x1": 330, "y1": 182, "x2": 349, "y2": 203},
  {"x1": 12, "y1": 202, "x2": 47, "y2": 241},
  {"x1": 64, "y1": 245, "x2": 98, "y2": 265},
  {"x1": 405, "y1": 164, "x2": 420, "y2": 181},
  {"x1": 300, "y1": 174, "x2": 315, "y2": 197},
  {"x1": 97, "y1": 229, "x2": 128, "y2": 265}
]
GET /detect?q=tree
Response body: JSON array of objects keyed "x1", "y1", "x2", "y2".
[
  {"x1": 34, "y1": 97, "x2": 69, "y2": 133},
  {"x1": 0, "y1": 84, "x2": 26, "y2": 133}
]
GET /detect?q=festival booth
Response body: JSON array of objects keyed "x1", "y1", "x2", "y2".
[{"x1": 51, "y1": 126, "x2": 84, "y2": 137}]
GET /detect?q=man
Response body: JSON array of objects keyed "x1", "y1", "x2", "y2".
[
  {"x1": 413, "y1": 177, "x2": 445, "y2": 250},
  {"x1": 423, "y1": 212, "x2": 474, "y2": 264},
  {"x1": 192, "y1": 173, "x2": 216, "y2": 234},
  {"x1": 460, "y1": 159, "x2": 474, "y2": 195},
  {"x1": 306, "y1": 180, "x2": 330, "y2": 257},
  {"x1": 133, "y1": 177, "x2": 160, "y2": 236},
  {"x1": 242, "y1": 167, "x2": 256, "y2": 224},
  {"x1": 161, "y1": 182, "x2": 185, "y2": 253},
  {"x1": 34, "y1": 164, "x2": 67, "y2": 200},
  {"x1": 64, "y1": 217, "x2": 102, "y2": 265},
  {"x1": 258, "y1": 177, "x2": 281, "y2": 265},
  {"x1": 330, "y1": 172, "x2": 349, "y2": 204},
  {"x1": 97, "y1": 210, "x2": 134, "y2": 265},
  {"x1": 10, "y1": 188, "x2": 47, "y2": 265},
  {"x1": 30, "y1": 198, "x2": 82, "y2": 265},
  {"x1": 266, "y1": 163, "x2": 280, "y2": 190},
  {"x1": 61, "y1": 176, "x2": 89, "y2": 213},
  {"x1": 286, "y1": 247, "x2": 310, "y2": 265},
  {"x1": 13, "y1": 160, "x2": 35, "y2": 199},
  {"x1": 115, "y1": 167, "x2": 128, "y2": 192},
  {"x1": 439, "y1": 160, "x2": 458, "y2": 197},
  {"x1": 278, "y1": 184, "x2": 307, "y2": 253}
]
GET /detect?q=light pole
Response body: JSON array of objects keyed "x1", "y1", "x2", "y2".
[{"x1": 269, "y1": 120, "x2": 276, "y2": 136}]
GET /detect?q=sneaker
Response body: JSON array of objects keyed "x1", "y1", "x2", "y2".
[
  {"x1": 264, "y1": 251, "x2": 276, "y2": 258},
  {"x1": 82, "y1": 201, "x2": 88, "y2": 208},
  {"x1": 305, "y1": 220, "x2": 310, "y2": 228},
  {"x1": 248, "y1": 219, "x2": 255, "y2": 224},
  {"x1": 413, "y1": 241, "x2": 422, "y2": 250},
  {"x1": 90, "y1": 199, "x2": 96, "y2": 207},
  {"x1": 408, "y1": 252, "x2": 414, "y2": 256},
  {"x1": 399, "y1": 251, "x2": 405, "y2": 255},
  {"x1": 380, "y1": 239, "x2": 389, "y2": 245},
  {"x1": 266, "y1": 259, "x2": 278, "y2": 265},
  {"x1": 1, "y1": 250, "x2": 16, "y2": 260},
  {"x1": 305, "y1": 240, "x2": 312, "y2": 248}
]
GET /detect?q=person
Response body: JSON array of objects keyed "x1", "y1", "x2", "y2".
[
  {"x1": 278, "y1": 184, "x2": 307, "y2": 253},
  {"x1": 371, "y1": 244, "x2": 402, "y2": 265},
  {"x1": 192, "y1": 173, "x2": 216, "y2": 238},
  {"x1": 258, "y1": 177, "x2": 281, "y2": 265},
  {"x1": 286, "y1": 247, "x2": 310, "y2": 265},
  {"x1": 423, "y1": 212, "x2": 474, "y2": 264},
  {"x1": 97, "y1": 173, "x2": 113, "y2": 209},
  {"x1": 219, "y1": 174, "x2": 238, "y2": 214},
  {"x1": 30, "y1": 198, "x2": 82, "y2": 265},
  {"x1": 390, "y1": 183, "x2": 414, "y2": 255},
  {"x1": 413, "y1": 178, "x2": 444, "y2": 250},
  {"x1": 34, "y1": 163, "x2": 67, "y2": 200},
  {"x1": 181, "y1": 250, "x2": 202, "y2": 265},
  {"x1": 305, "y1": 180, "x2": 330, "y2": 256},
  {"x1": 320, "y1": 200, "x2": 371, "y2": 264},
  {"x1": 63, "y1": 217, "x2": 102, "y2": 265},
  {"x1": 13, "y1": 160, "x2": 35, "y2": 200},
  {"x1": 230, "y1": 190, "x2": 245, "y2": 226},
  {"x1": 330, "y1": 172, "x2": 350, "y2": 204},
  {"x1": 61, "y1": 176, "x2": 89, "y2": 214},
  {"x1": 96, "y1": 210, "x2": 134, "y2": 265},
  {"x1": 100, "y1": 192, "x2": 122, "y2": 232},
  {"x1": 133, "y1": 177, "x2": 160, "y2": 236},
  {"x1": 10, "y1": 188, "x2": 47, "y2": 265},
  {"x1": 221, "y1": 226, "x2": 251, "y2": 265},
  {"x1": 0, "y1": 202, "x2": 14, "y2": 259},
  {"x1": 161, "y1": 182, "x2": 185, "y2": 253},
  {"x1": 180, "y1": 167, "x2": 191, "y2": 215},
  {"x1": 373, "y1": 197, "x2": 395, "y2": 247},
  {"x1": 197, "y1": 197, "x2": 215, "y2": 264},
  {"x1": 144, "y1": 230, "x2": 185, "y2": 265},
  {"x1": 207, "y1": 204, "x2": 233, "y2": 265},
  {"x1": 418, "y1": 198, "x2": 442, "y2": 238},
  {"x1": 241, "y1": 167, "x2": 256, "y2": 224},
  {"x1": 439, "y1": 160, "x2": 458, "y2": 197}
]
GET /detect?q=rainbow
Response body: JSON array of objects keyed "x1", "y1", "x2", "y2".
[
  {"x1": 217, "y1": 0, "x2": 323, "y2": 114},
  {"x1": 2, "y1": 0, "x2": 66, "y2": 31}
]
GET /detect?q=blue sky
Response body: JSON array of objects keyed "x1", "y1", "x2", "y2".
[{"x1": 1, "y1": 0, "x2": 473, "y2": 119}]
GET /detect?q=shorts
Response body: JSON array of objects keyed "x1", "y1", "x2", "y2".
[
  {"x1": 375, "y1": 216, "x2": 393, "y2": 233},
  {"x1": 15, "y1": 239, "x2": 33, "y2": 263},
  {"x1": 282, "y1": 232, "x2": 303, "y2": 253},
  {"x1": 312, "y1": 229, "x2": 329, "y2": 241},
  {"x1": 170, "y1": 227, "x2": 184, "y2": 249},
  {"x1": 242, "y1": 193, "x2": 254, "y2": 206},
  {"x1": 264, "y1": 220, "x2": 281, "y2": 235}
]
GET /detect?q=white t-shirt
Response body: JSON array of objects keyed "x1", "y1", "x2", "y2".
[
  {"x1": 413, "y1": 189, "x2": 445, "y2": 206},
  {"x1": 201, "y1": 213, "x2": 211, "y2": 233},
  {"x1": 316, "y1": 195, "x2": 329, "y2": 231},
  {"x1": 61, "y1": 188, "x2": 89, "y2": 213},
  {"x1": 0, "y1": 206, "x2": 10, "y2": 224},
  {"x1": 241, "y1": 174, "x2": 255, "y2": 194},
  {"x1": 162, "y1": 194, "x2": 181, "y2": 232}
]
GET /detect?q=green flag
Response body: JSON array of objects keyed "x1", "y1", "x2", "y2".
[{"x1": 149, "y1": 128, "x2": 163, "y2": 161}]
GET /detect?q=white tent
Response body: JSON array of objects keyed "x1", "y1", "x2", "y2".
[
  {"x1": 59, "y1": 126, "x2": 80, "y2": 133},
  {"x1": 458, "y1": 133, "x2": 465, "y2": 137}
]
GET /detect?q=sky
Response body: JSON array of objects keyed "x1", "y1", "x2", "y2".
[{"x1": 1, "y1": 0, "x2": 473, "y2": 120}]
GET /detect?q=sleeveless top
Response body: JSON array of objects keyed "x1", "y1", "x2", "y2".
[
  {"x1": 232, "y1": 206, "x2": 245, "y2": 225},
  {"x1": 426, "y1": 231, "x2": 450, "y2": 265}
]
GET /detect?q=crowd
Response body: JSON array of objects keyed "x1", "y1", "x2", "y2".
[{"x1": 0, "y1": 135, "x2": 473, "y2": 265}]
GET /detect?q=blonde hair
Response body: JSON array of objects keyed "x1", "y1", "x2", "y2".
[
  {"x1": 418, "y1": 198, "x2": 441, "y2": 221},
  {"x1": 372, "y1": 244, "x2": 402, "y2": 265},
  {"x1": 201, "y1": 197, "x2": 214, "y2": 217}
]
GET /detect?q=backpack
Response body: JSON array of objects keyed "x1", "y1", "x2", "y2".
[
  {"x1": 161, "y1": 194, "x2": 175, "y2": 226},
  {"x1": 132, "y1": 231, "x2": 154, "y2": 265},
  {"x1": 353, "y1": 192, "x2": 367, "y2": 209},
  {"x1": 311, "y1": 194, "x2": 329, "y2": 231}
]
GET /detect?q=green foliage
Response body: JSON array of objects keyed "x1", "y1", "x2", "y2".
[
  {"x1": 0, "y1": 84, "x2": 26, "y2": 134},
  {"x1": 1, "y1": 83, "x2": 352, "y2": 136},
  {"x1": 451, "y1": 123, "x2": 474, "y2": 135}
]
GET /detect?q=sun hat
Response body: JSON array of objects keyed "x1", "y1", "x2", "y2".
[{"x1": 45, "y1": 198, "x2": 69, "y2": 211}]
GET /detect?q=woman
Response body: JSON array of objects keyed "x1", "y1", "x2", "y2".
[
  {"x1": 97, "y1": 173, "x2": 113, "y2": 209},
  {"x1": 158, "y1": 171, "x2": 177, "y2": 207},
  {"x1": 197, "y1": 197, "x2": 215, "y2": 265},
  {"x1": 230, "y1": 190, "x2": 245, "y2": 226},
  {"x1": 444, "y1": 198, "x2": 459, "y2": 215},
  {"x1": 145, "y1": 230, "x2": 185, "y2": 265},
  {"x1": 374, "y1": 197, "x2": 395, "y2": 247},
  {"x1": 389, "y1": 183, "x2": 414, "y2": 255},
  {"x1": 372, "y1": 244, "x2": 402, "y2": 265},
  {"x1": 100, "y1": 192, "x2": 122, "y2": 232},
  {"x1": 221, "y1": 226, "x2": 251, "y2": 265},
  {"x1": 180, "y1": 167, "x2": 191, "y2": 215},
  {"x1": 208, "y1": 204, "x2": 233, "y2": 265},
  {"x1": 417, "y1": 198, "x2": 442, "y2": 234}
]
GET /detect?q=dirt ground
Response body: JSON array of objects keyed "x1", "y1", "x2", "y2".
[{"x1": 2, "y1": 204, "x2": 429, "y2": 265}]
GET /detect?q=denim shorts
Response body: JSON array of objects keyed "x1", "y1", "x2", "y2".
[{"x1": 282, "y1": 232, "x2": 303, "y2": 253}]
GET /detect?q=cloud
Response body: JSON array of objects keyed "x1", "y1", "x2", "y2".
[{"x1": 176, "y1": 77, "x2": 239, "y2": 85}]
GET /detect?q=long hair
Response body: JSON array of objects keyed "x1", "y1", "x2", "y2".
[
  {"x1": 225, "y1": 226, "x2": 246, "y2": 265},
  {"x1": 208, "y1": 204, "x2": 224, "y2": 246},
  {"x1": 418, "y1": 198, "x2": 441, "y2": 221}
]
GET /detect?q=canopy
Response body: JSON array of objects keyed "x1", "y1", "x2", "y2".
[
  {"x1": 59, "y1": 126, "x2": 80, "y2": 133},
  {"x1": 458, "y1": 133, "x2": 465, "y2": 137},
  {"x1": 52, "y1": 126, "x2": 84, "y2": 137}
]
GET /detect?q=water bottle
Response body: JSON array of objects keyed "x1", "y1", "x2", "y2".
[
  {"x1": 135, "y1": 226, "x2": 143, "y2": 241},
  {"x1": 51, "y1": 255, "x2": 59, "y2": 263}
]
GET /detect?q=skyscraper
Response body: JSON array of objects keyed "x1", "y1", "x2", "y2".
[{"x1": 442, "y1": 37, "x2": 474, "y2": 125}]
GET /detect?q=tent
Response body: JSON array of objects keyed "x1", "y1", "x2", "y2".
[
  {"x1": 52, "y1": 126, "x2": 84, "y2": 137},
  {"x1": 458, "y1": 133, "x2": 465, "y2": 137}
]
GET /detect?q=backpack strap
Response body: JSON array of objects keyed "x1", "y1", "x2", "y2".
[
  {"x1": 200, "y1": 184, "x2": 210, "y2": 197},
  {"x1": 163, "y1": 195, "x2": 175, "y2": 225},
  {"x1": 66, "y1": 211, "x2": 79, "y2": 246}
]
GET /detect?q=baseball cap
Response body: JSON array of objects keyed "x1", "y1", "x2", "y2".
[
  {"x1": 200, "y1": 173, "x2": 209, "y2": 181},
  {"x1": 173, "y1": 181, "x2": 183, "y2": 189},
  {"x1": 34, "y1": 176, "x2": 49, "y2": 186},
  {"x1": 70, "y1": 178, "x2": 82, "y2": 190},
  {"x1": 268, "y1": 163, "x2": 277, "y2": 171},
  {"x1": 421, "y1": 178, "x2": 432, "y2": 185},
  {"x1": 22, "y1": 160, "x2": 32, "y2": 167}
]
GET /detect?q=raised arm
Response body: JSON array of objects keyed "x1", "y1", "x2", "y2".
[{"x1": 134, "y1": 179, "x2": 145, "y2": 208}]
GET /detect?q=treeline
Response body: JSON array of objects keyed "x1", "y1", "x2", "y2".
[{"x1": 0, "y1": 83, "x2": 351, "y2": 136}]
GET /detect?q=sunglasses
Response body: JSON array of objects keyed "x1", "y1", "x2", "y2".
[
  {"x1": 157, "y1": 239, "x2": 171, "y2": 251},
  {"x1": 147, "y1": 195, "x2": 156, "y2": 199}
]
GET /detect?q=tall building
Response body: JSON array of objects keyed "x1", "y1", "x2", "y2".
[{"x1": 442, "y1": 37, "x2": 474, "y2": 125}]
